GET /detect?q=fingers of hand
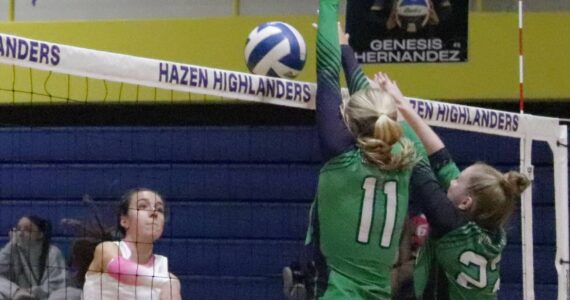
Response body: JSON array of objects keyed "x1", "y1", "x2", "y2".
[
  {"x1": 379, "y1": 73, "x2": 391, "y2": 85},
  {"x1": 375, "y1": 73, "x2": 389, "y2": 88}
]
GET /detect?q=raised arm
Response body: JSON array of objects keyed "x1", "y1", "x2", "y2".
[
  {"x1": 376, "y1": 72, "x2": 465, "y2": 236},
  {"x1": 338, "y1": 24, "x2": 369, "y2": 95},
  {"x1": 316, "y1": 0, "x2": 355, "y2": 161},
  {"x1": 375, "y1": 72, "x2": 445, "y2": 155},
  {"x1": 375, "y1": 72, "x2": 459, "y2": 181}
]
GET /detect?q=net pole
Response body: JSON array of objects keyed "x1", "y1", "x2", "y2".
[
  {"x1": 518, "y1": 2, "x2": 535, "y2": 299},
  {"x1": 520, "y1": 136, "x2": 535, "y2": 300},
  {"x1": 551, "y1": 127, "x2": 570, "y2": 300}
]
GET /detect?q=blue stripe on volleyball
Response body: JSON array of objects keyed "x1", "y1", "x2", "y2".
[
  {"x1": 246, "y1": 33, "x2": 287, "y2": 73},
  {"x1": 270, "y1": 23, "x2": 306, "y2": 70},
  {"x1": 256, "y1": 22, "x2": 274, "y2": 31},
  {"x1": 279, "y1": 55, "x2": 305, "y2": 72},
  {"x1": 270, "y1": 22, "x2": 300, "y2": 59}
]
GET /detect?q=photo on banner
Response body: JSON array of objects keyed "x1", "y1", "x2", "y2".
[{"x1": 345, "y1": 0, "x2": 468, "y2": 64}]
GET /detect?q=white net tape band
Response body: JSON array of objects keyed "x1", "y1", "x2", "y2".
[
  {"x1": 0, "y1": 33, "x2": 561, "y2": 141},
  {"x1": 0, "y1": 33, "x2": 561, "y2": 138},
  {"x1": 0, "y1": 33, "x2": 316, "y2": 109}
]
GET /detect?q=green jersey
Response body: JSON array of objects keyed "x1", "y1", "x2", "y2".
[
  {"x1": 413, "y1": 158, "x2": 502, "y2": 300},
  {"x1": 415, "y1": 223, "x2": 505, "y2": 300},
  {"x1": 310, "y1": 0, "x2": 425, "y2": 298},
  {"x1": 317, "y1": 148, "x2": 412, "y2": 299}
]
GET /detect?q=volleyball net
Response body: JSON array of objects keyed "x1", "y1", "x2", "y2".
[
  {"x1": 0, "y1": 32, "x2": 568, "y2": 299},
  {"x1": 0, "y1": 33, "x2": 314, "y2": 107}
]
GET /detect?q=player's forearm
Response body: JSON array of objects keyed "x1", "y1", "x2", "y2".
[
  {"x1": 317, "y1": 0, "x2": 341, "y2": 82},
  {"x1": 429, "y1": 148, "x2": 460, "y2": 189},
  {"x1": 411, "y1": 162, "x2": 467, "y2": 237},
  {"x1": 398, "y1": 104, "x2": 444, "y2": 155},
  {"x1": 316, "y1": 0, "x2": 354, "y2": 159},
  {"x1": 341, "y1": 45, "x2": 369, "y2": 94}
]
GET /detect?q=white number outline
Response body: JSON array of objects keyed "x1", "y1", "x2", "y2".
[
  {"x1": 356, "y1": 178, "x2": 398, "y2": 248},
  {"x1": 456, "y1": 251, "x2": 501, "y2": 291}
]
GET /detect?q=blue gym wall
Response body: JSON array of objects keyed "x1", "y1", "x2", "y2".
[{"x1": 0, "y1": 125, "x2": 564, "y2": 299}]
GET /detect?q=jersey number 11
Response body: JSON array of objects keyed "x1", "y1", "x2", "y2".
[{"x1": 357, "y1": 177, "x2": 397, "y2": 248}]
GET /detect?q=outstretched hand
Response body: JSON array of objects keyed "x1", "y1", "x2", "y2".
[
  {"x1": 374, "y1": 72, "x2": 418, "y2": 121},
  {"x1": 374, "y1": 73, "x2": 406, "y2": 106},
  {"x1": 374, "y1": 75, "x2": 445, "y2": 154},
  {"x1": 336, "y1": 22, "x2": 349, "y2": 45}
]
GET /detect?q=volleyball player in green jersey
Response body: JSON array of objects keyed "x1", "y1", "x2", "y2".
[
  {"x1": 305, "y1": 0, "x2": 428, "y2": 298},
  {"x1": 376, "y1": 73, "x2": 531, "y2": 299}
]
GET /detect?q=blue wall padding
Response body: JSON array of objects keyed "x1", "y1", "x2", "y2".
[{"x1": 0, "y1": 126, "x2": 565, "y2": 300}]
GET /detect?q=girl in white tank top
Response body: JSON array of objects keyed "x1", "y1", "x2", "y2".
[
  {"x1": 83, "y1": 240, "x2": 170, "y2": 299},
  {"x1": 80, "y1": 188, "x2": 181, "y2": 300}
]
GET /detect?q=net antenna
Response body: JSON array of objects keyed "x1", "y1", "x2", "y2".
[
  {"x1": 0, "y1": 32, "x2": 568, "y2": 299},
  {"x1": 516, "y1": 2, "x2": 569, "y2": 299},
  {"x1": 517, "y1": 2, "x2": 536, "y2": 300}
]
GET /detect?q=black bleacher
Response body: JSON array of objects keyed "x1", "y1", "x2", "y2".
[{"x1": 0, "y1": 123, "x2": 565, "y2": 299}]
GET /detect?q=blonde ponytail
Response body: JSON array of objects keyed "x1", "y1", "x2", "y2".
[
  {"x1": 342, "y1": 86, "x2": 418, "y2": 171},
  {"x1": 375, "y1": 114, "x2": 401, "y2": 146}
]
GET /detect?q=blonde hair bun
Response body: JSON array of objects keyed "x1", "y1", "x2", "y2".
[{"x1": 503, "y1": 171, "x2": 531, "y2": 198}]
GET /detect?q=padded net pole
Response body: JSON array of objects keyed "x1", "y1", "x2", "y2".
[
  {"x1": 521, "y1": 136, "x2": 535, "y2": 300},
  {"x1": 551, "y1": 127, "x2": 569, "y2": 300}
]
